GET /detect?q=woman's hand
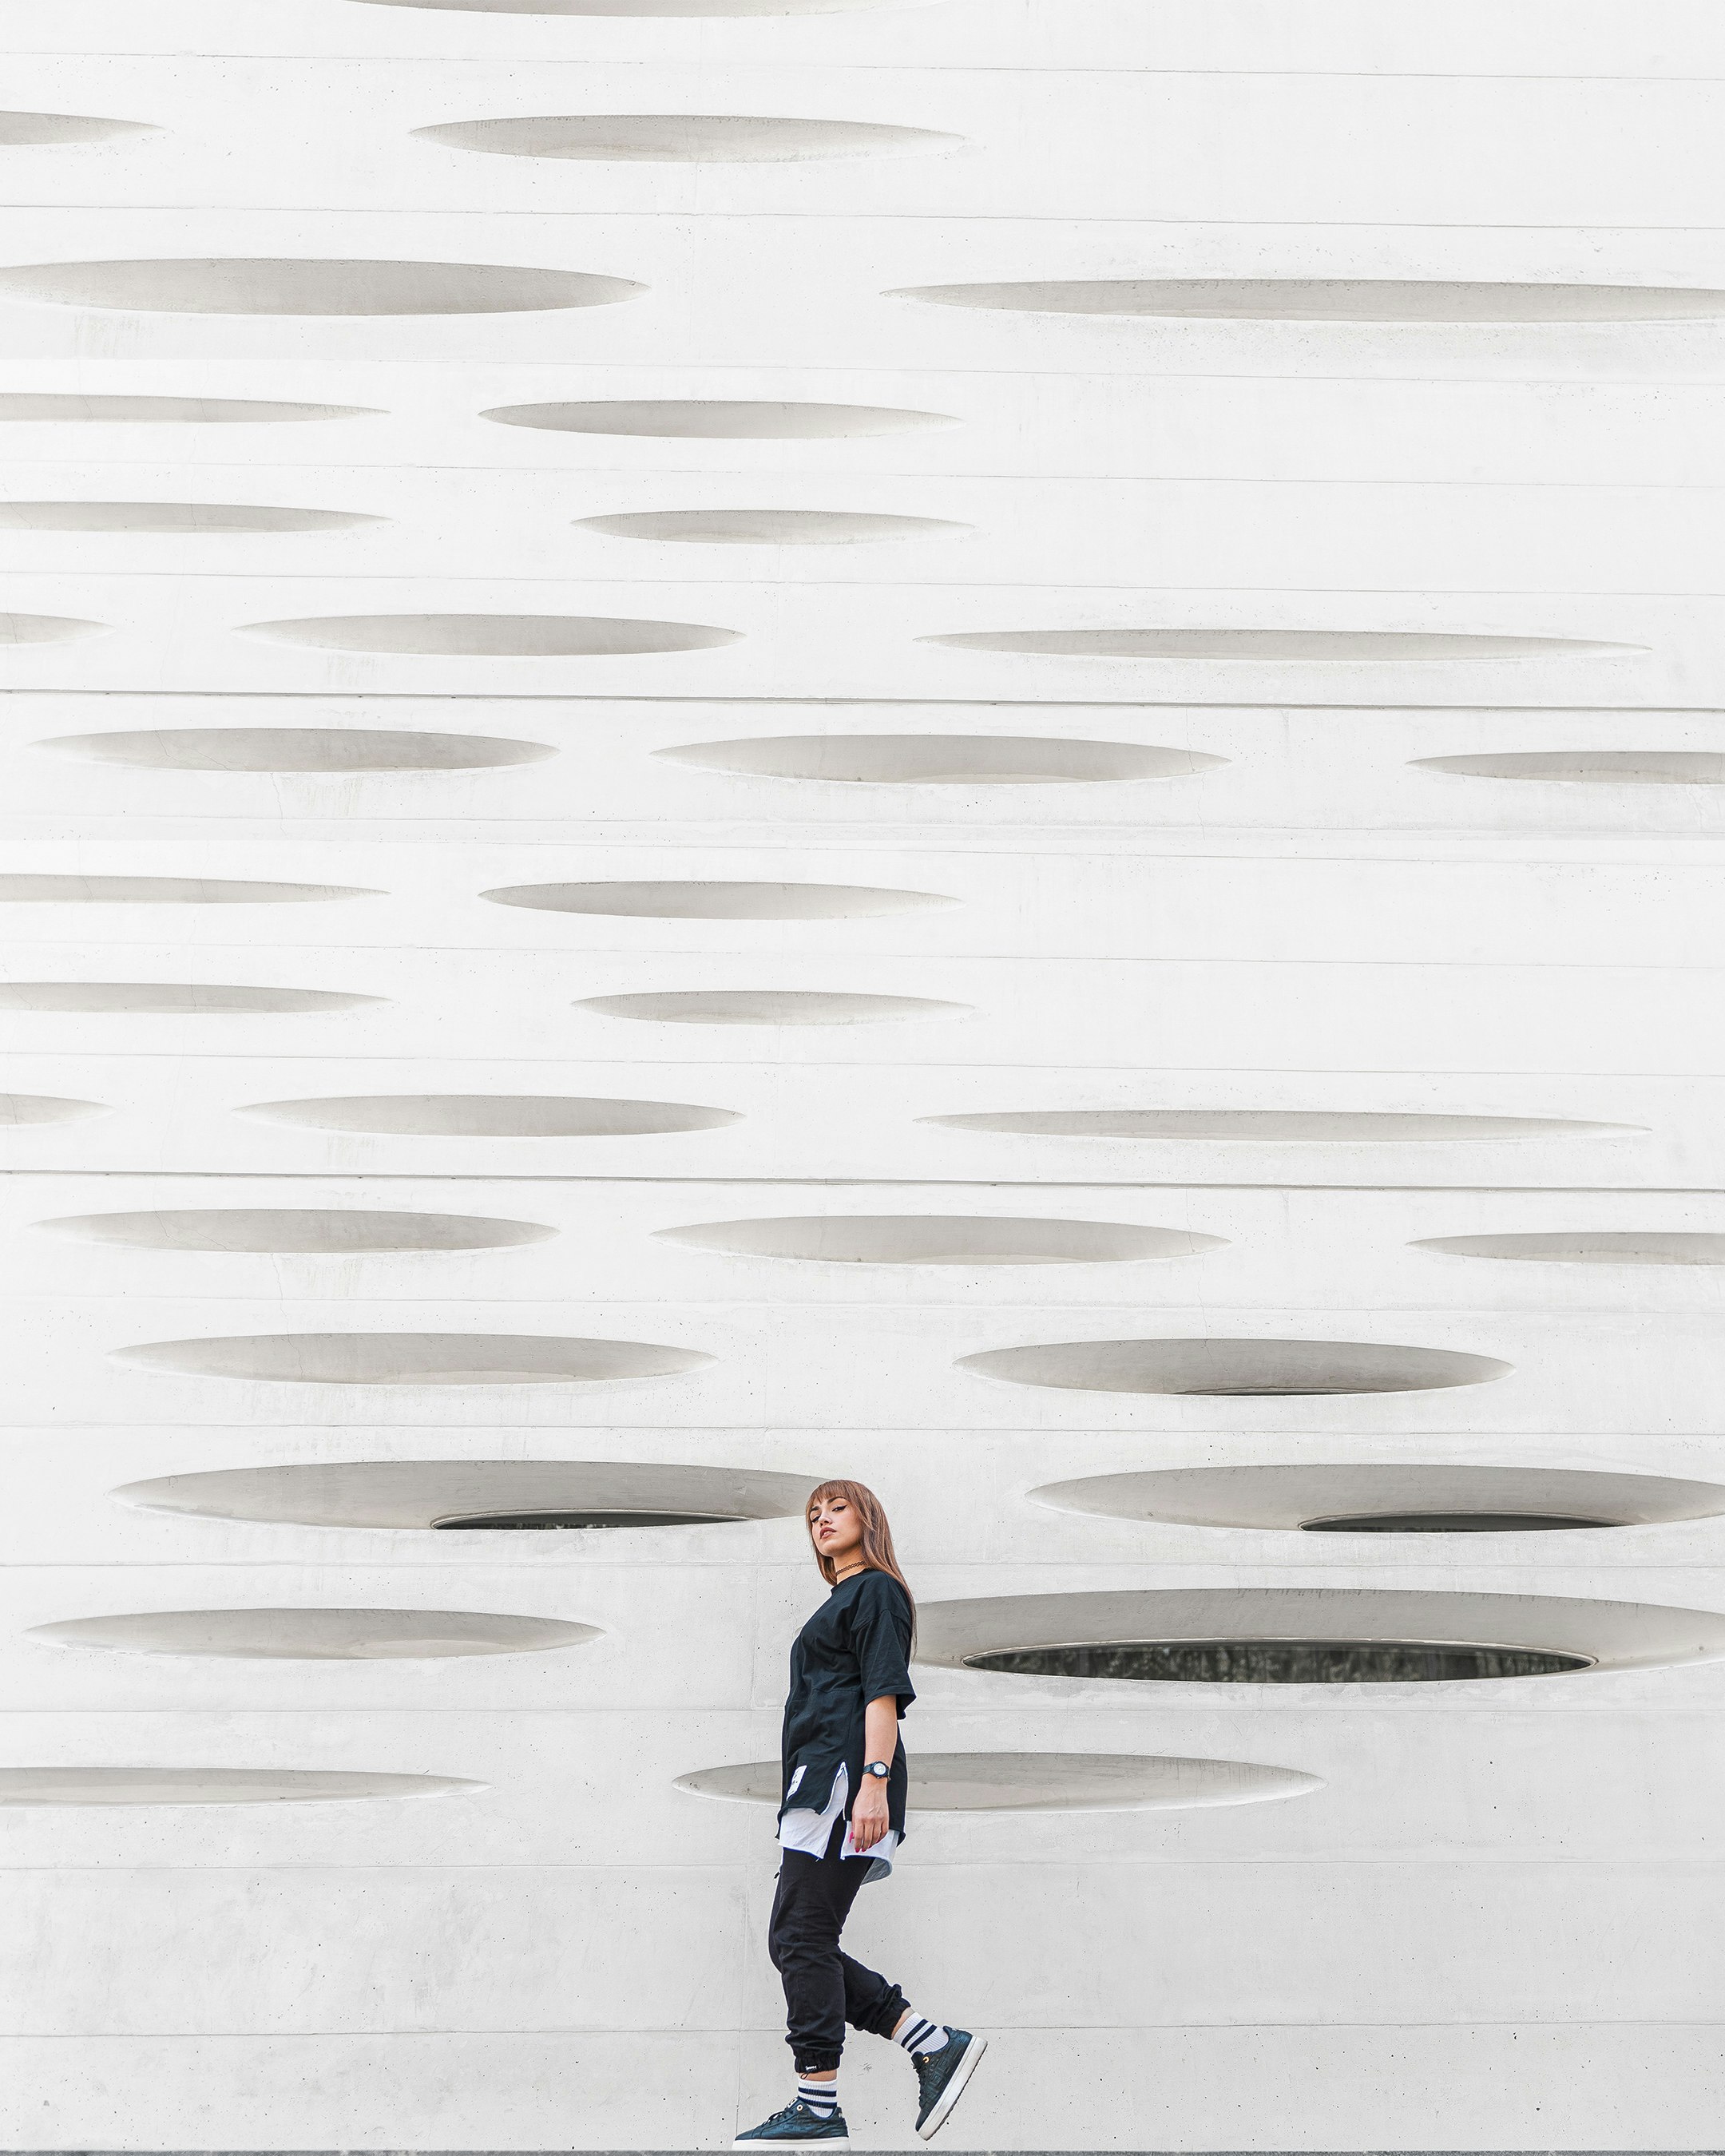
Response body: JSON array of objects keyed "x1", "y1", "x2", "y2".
[
  {"x1": 851, "y1": 1693, "x2": 899, "y2": 1852},
  {"x1": 849, "y1": 1775, "x2": 891, "y2": 1852}
]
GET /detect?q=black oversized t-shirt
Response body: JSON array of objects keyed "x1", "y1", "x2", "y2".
[{"x1": 779, "y1": 1568, "x2": 916, "y2": 1839}]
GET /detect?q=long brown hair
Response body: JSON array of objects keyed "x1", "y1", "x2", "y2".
[{"x1": 806, "y1": 1479, "x2": 915, "y2": 1636}]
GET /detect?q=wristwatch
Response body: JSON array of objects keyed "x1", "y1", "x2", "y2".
[{"x1": 863, "y1": 1760, "x2": 890, "y2": 1779}]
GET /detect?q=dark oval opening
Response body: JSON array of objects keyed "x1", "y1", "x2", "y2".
[
  {"x1": 1300, "y1": 1511, "x2": 1616, "y2": 1536},
  {"x1": 963, "y1": 1639, "x2": 1593, "y2": 1683},
  {"x1": 1179, "y1": 1385, "x2": 1342, "y2": 1397},
  {"x1": 431, "y1": 1508, "x2": 744, "y2": 1531}
]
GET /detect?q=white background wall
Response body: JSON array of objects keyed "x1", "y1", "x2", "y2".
[{"x1": 2, "y1": 2, "x2": 1724, "y2": 2147}]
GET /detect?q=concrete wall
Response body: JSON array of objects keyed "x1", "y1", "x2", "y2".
[{"x1": 2, "y1": 3, "x2": 1723, "y2": 2147}]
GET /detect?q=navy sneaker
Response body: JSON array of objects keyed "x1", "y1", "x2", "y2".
[
  {"x1": 733, "y1": 2099, "x2": 848, "y2": 2146},
  {"x1": 912, "y1": 2028, "x2": 987, "y2": 2141}
]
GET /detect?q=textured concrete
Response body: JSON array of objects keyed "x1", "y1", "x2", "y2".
[{"x1": 2, "y1": 2, "x2": 1723, "y2": 2150}]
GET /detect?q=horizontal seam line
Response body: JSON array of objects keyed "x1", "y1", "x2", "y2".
[
  {"x1": 1, "y1": 1700, "x2": 1712, "y2": 1714},
  {"x1": 6, "y1": 572, "x2": 1722, "y2": 590},
  {"x1": 10, "y1": 206, "x2": 1725, "y2": 229},
  {"x1": 8, "y1": 467, "x2": 1725, "y2": 490},
  {"x1": 9, "y1": 691, "x2": 1719, "y2": 708},
  {"x1": 7, "y1": 58, "x2": 1725, "y2": 81},
  {"x1": 10, "y1": 364, "x2": 1725, "y2": 387},
  {"x1": 1, "y1": 1176, "x2": 1715, "y2": 1191},
  {"x1": 6, "y1": 1857, "x2": 1724, "y2": 1872},
  {"x1": 2, "y1": 957, "x2": 1725, "y2": 969}
]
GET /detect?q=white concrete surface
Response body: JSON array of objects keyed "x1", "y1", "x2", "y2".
[{"x1": 2, "y1": 4, "x2": 1723, "y2": 2150}]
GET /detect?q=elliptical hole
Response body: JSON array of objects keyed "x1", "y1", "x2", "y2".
[
  {"x1": 432, "y1": 1508, "x2": 746, "y2": 1530},
  {"x1": 966, "y1": 1639, "x2": 1592, "y2": 1683},
  {"x1": 1299, "y1": 1512, "x2": 1614, "y2": 1535}
]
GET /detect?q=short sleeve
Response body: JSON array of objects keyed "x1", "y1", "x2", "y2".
[{"x1": 849, "y1": 1572, "x2": 916, "y2": 1714}]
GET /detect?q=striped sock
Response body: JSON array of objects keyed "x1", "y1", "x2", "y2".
[
  {"x1": 798, "y1": 2076, "x2": 839, "y2": 2119},
  {"x1": 894, "y1": 2012, "x2": 949, "y2": 2058}
]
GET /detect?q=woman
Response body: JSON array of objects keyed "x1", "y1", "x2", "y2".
[{"x1": 735, "y1": 1480, "x2": 986, "y2": 2146}]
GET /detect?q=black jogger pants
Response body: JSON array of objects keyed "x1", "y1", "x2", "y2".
[{"x1": 767, "y1": 1817, "x2": 908, "y2": 2072}]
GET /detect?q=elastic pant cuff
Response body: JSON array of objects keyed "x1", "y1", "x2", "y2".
[{"x1": 794, "y1": 2051, "x2": 843, "y2": 2075}]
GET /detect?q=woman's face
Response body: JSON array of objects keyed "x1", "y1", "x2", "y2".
[{"x1": 809, "y1": 1492, "x2": 865, "y2": 1567}]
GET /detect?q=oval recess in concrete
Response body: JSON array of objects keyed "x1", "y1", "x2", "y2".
[
  {"x1": 484, "y1": 879, "x2": 955, "y2": 919},
  {"x1": 0, "y1": 501, "x2": 382, "y2": 533},
  {"x1": 1, "y1": 1092, "x2": 107, "y2": 1124},
  {"x1": 1032, "y1": 1464, "x2": 1725, "y2": 1533},
  {"x1": 658, "y1": 1215, "x2": 1223, "y2": 1265},
  {"x1": 577, "y1": 989, "x2": 968, "y2": 1026},
  {"x1": 29, "y1": 1607, "x2": 599, "y2": 1659},
  {"x1": 242, "y1": 612, "x2": 739, "y2": 656},
  {"x1": 41, "y1": 1207, "x2": 554, "y2": 1254},
  {"x1": 0, "y1": 981, "x2": 382, "y2": 1014},
  {"x1": 485, "y1": 400, "x2": 955, "y2": 438},
  {"x1": 1417, "y1": 1230, "x2": 1725, "y2": 1266},
  {"x1": 417, "y1": 115, "x2": 962, "y2": 162},
  {"x1": 924, "y1": 628, "x2": 1638, "y2": 661},
  {"x1": 578, "y1": 509, "x2": 966, "y2": 546},
  {"x1": 111, "y1": 1331, "x2": 712, "y2": 1385},
  {"x1": 1415, "y1": 751, "x2": 1725, "y2": 786},
  {"x1": 240, "y1": 1092, "x2": 740, "y2": 1136},
  {"x1": 915, "y1": 1587, "x2": 1725, "y2": 1681},
  {"x1": 113, "y1": 1459, "x2": 817, "y2": 1529},
  {"x1": 0, "y1": 260, "x2": 646, "y2": 315},
  {"x1": 659, "y1": 735, "x2": 1225, "y2": 785},
  {"x1": 890, "y1": 279, "x2": 1725, "y2": 323},
  {"x1": 973, "y1": 1641, "x2": 1590, "y2": 1682},
  {"x1": 45, "y1": 727, "x2": 555, "y2": 772},
  {"x1": 677, "y1": 1751, "x2": 1321, "y2": 1813},
  {"x1": 0, "y1": 1766, "x2": 481, "y2": 1805},
  {"x1": 0, "y1": 112, "x2": 158, "y2": 145},
  {"x1": 0, "y1": 394, "x2": 376, "y2": 424},
  {"x1": 442, "y1": 1508, "x2": 731, "y2": 1528},
  {"x1": 926, "y1": 1108, "x2": 1636, "y2": 1143},
  {"x1": 0, "y1": 874, "x2": 376, "y2": 904},
  {"x1": 961, "y1": 1337, "x2": 1511, "y2": 1397},
  {"x1": 1, "y1": 612, "x2": 105, "y2": 643}
]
